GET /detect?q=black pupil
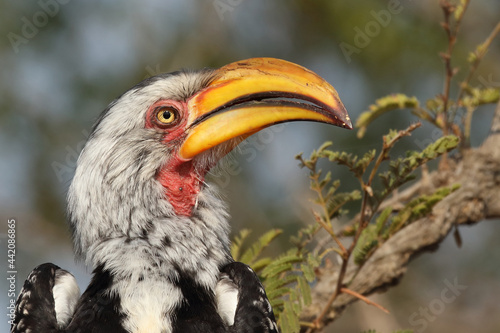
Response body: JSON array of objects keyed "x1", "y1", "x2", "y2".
[{"x1": 162, "y1": 110, "x2": 172, "y2": 120}]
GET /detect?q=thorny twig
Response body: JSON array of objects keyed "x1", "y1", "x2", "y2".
[
  {"x1": 340, "y1": 287, "x2": 390, "y2": 314},
  {"x1": 306, "y1": 124, "x2": 421, "y2": 332},
  {"x1": 439, "y1": 0, "x2": 470, "y2": 136}
]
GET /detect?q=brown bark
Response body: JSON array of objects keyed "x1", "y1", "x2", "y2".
[{"x1": 301, "y1": 100, "x2": 500, "y2": 330}]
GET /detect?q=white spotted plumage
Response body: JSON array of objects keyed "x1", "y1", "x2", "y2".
[
  {"x1": 67, "y1": 71, "x2": 234, "y2": 332},
  {"x1": 13, "y1": 69, "x2": 278, "y2": 333}
]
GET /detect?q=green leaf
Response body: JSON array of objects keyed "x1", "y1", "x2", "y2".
[
  {"x1": 264, "y1": 274, "x2": 299, "y2": 293},
  {"x1": 319, "y1": 171, "x2": 332, "y2": 190},
  {"x1": 262, "y1": 253, "x2": 303, "y2": 278},
  {"x1": 251, "y1": 258, "x2": 273, "y2": 273},
  {"x1": 454, "y1": 0, "x2": 468, "y2": 20},
  {"x1": 353, "y1": 224, "x2": 379, "y2": 265},
  {"x1": 290, "y1": 224, "x2": 319, "y2": 248},
  {"x1": 266, "y1": 286, "x2": 292, "y2": 303},
  {"x1": 262, "y1": 262, "x2": 294, "y2": 279},
  {"x1": 376, "y1": 135, "x2": 459, "y2": 203},
  {"x1": 231, "y1": 229, "x2": 251, "y2": 261},
  {"x1": 384, "y1": 184, "x2": 460, "y2": 238},
  {"x1": 296, "y1": 141, "x2": 333, "y2": 171},
  {"x1": 356, "y1": 94, "x2": 420, "y2": 138},
  {"x1": 326, "y1": 189, "x2": 362, "y2": 218},
  {"x1": 300, "y1": 263, "x2": 316, "y2": 282},
  {"x1": 425, "y1": 96, "x2": 443, "y2": 114},
  {"x1": 307, "y1": 252, "x2": 321, "y2": 268},
  {"x1": 281, "y1": 301, "x2": 300, "y2": 333},
  {"x1": 420, "y1": 135, "x2": 459, "y2": 159},
  {"x1": 467, "y1": 41, "x2": 488, "y2": 63},
  {"x1": 375, "y1": 206, "x2": 393, "y2": 235},
  {"x1": 240, "y1": 229, "x2": 283, "y2": 267},
  {"x1": 298, "y1": 276, "x2": 312, "y2": 306},
  {"x1": 462, "y1": 87, "x2": 500, "y2": 108},
  {"x1": 320, "y1": 149, "x2": 376, "y2": 178}
]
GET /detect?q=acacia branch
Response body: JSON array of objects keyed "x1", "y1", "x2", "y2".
[{"x1": 300, "y1": 100, "x2": 500, "y2": 331}]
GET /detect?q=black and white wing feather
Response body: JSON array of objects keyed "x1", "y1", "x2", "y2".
[
  {"x1": 11, "y1": 263, "x2": 80, "y2": 333},
  {"x1": 217, "y1": 262, "x2": 279, "y2": 333}
]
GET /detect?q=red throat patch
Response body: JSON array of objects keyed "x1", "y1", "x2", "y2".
[{"x1": 157, "y1": 156, "x2": 203, "y2": 217}]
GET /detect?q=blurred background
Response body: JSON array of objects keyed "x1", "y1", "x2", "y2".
[{"x1": 1, "y1": 0, "x2": 499, "y2": 332}]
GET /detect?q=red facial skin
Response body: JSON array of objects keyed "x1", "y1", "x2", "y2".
[{"x1": 145, "y1": 99, "x2": 202, "y2": 217}]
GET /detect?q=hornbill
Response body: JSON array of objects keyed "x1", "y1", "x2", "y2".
[{"x1": 11, "y1": 58, "x2": 351, "y2": 333}]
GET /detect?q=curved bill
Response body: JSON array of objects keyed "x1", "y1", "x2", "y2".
[{"x1": 179, "y1": 57, "x2": 351, "y2": 160}]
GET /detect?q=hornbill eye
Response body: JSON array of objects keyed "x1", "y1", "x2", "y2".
[{"x1": 155, "y1": 106, "x2": 179, "y2": 126}]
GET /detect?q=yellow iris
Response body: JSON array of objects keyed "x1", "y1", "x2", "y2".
[{"x1": 156, "y1": 107, "x2": 177, "y2": 125}]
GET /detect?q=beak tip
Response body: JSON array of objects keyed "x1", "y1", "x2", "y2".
[
  {"x1": 344, "y1": 116, "x2": 353, "y2": 130},
  {"x1": 334, "y1": 103, "x2": 352, "y2": 130}
]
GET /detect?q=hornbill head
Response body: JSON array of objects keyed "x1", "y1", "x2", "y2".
[
  {"x1": 47, "y1": 57, "x2": 351, "y2": 332},
  {"x1": 68, "y1": 57, "x2": 350, "y2": 268}
]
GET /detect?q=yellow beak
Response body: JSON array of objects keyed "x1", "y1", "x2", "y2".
[{"x1": 179, "y1": 57, "x2": 351, "y2": 160}]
